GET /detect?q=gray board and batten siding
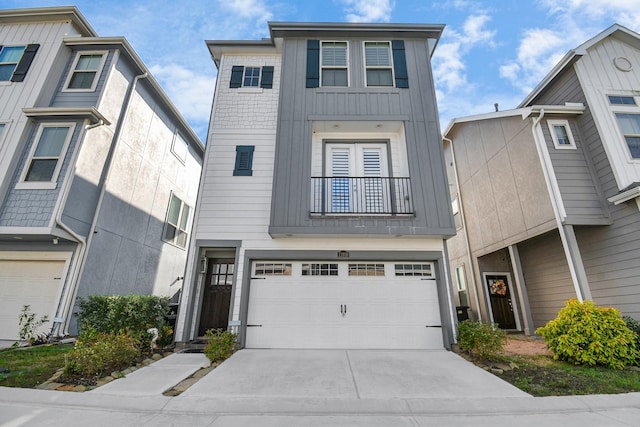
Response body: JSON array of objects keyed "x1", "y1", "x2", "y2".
[
  {"x1": 269, "y1": 36, "x2": 455, "y2": 237},
  {"x1": 529, "y1": 66, "x2": 640, "y2": 320}
]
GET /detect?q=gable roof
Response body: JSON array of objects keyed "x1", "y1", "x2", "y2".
[
  {"x1": 519, "y1": 24, "x2": 640, "y2": 108},
  {"x1": 0, "y1": 6, "x2": 96, "y2": 37}
]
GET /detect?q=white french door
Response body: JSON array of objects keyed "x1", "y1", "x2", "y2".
[{"x1": 326, "y1": 143, "x2": 389, "y2": 213}]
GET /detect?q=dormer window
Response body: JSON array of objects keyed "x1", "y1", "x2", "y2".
[{"x1": 64, "y1": 51, "x2": 107, "y2": 92}]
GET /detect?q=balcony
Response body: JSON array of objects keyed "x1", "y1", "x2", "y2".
[{"x1": 311, "y1": 177, "x2": 414, "y2": 216}]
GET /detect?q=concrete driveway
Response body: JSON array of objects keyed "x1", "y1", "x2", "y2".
[{"x1": 181, "y1": 349, "x2": 528, "y2": 399}]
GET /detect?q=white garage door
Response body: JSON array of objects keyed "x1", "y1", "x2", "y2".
[
  {"x1": 0, "y1": 259, "x2": 66, "y2": 341},
  {"x1": 246, "y1": 261, "x2": 443, "y2": 349}
]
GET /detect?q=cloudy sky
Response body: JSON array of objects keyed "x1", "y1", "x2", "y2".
[{"x1": 6, "y1": 0, "x2": 640, "y2": 142}]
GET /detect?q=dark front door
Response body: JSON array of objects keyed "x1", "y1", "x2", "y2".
[
  {"x1": 198, "y1": 258, "x2": 234, "y2": 336},
  {"x1": 485, "y1": 273, "x2": 517, "y2": 330}
]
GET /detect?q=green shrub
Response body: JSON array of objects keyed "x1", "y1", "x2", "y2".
[
  {"x1": 15, "y1": 305, "x2": 49, "y2": 347},
  {"x1": 203, "y1": 329, "x2": 237, "y2": 363},
  {"x1": 536, "y1": 299, "x2": 639, "y2": 369},
  {"x1": 623, "y1": 316, "x2": 640, "y2": 365},
  {"x1": 457, "y1": 320, "x2": 506, "y2": 359},
  {"x1": 77, "y1": 295, "x2": 169, "y2": 333},
  {"x1": 63, "y1": 330, "x2": 140, "y2": 379}
]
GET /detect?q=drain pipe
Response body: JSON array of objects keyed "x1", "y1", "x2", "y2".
[
  {"x1": 443, "y1": 136, "x2": 482, "y2": 321},
  {"x1": 530, "y1": 108, "x2": 588, "y2": 301},
  {"x1": 53, "y1": 72, "x2": 148, "y2": 336}
]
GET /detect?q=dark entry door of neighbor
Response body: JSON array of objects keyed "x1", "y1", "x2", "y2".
[
  {"x1": 198, "y1": 259, "x2": 234, "y2": 336},
  {"x1": 485, "y1": 273, "x2": 517, "y2": 330}
]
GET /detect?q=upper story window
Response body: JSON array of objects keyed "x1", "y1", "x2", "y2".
[
  {"x1": 64, "y1": 51, "x2": 107, "y2": 91},
  {"x1": 17, "y1": 123, "x2": 75, "y2": 190},
  {"x1": 321, "y1": 41, "x2": 348, "y2": 87},
  {"x1": 614, "y1": 113, "x2": 640, "y2": 159},
  {"x1": 364, "y1": 42, "x2": 393, "y2": 87},
  {"x1": 0, "y1": 44, "x2": 39, "y2": 82},
  {"x1": 452, "y1": 197, "x2": 462, "y2": 229},
  {"x1": 171, "y1": 132, "x2": 188, "y2": 163},
  {"x1": 608, "y1": 95, "x2": 636, "y2": 105},
  {"x1": 243, "y1": 67, "x2": 260, "y2": 86},
  {"x1": 229, "y1": 65, "x2": 274, "y2": 89},
  {"x1": 0, "y1": 46, "x2": 25, "y2": 80},
  {"x1": 607, "y1": 94, "x2": 640, "y2": 160},
  {"x1": 164, "y1": 193, "x2": 191, "y2": 248},
  {"x1": 547, "y1": 119, "x2": 576, "y2": 150}
]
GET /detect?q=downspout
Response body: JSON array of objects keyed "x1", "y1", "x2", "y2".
[
  {"x1": 54, "y1": 72, "x2": 148, "y2": 336},
  {"x1": 530, "y1": 109, "x2": 588, "y2": 301},
  {"x1": 443, "y1": 136, "x2": 482, "y2": 321}
]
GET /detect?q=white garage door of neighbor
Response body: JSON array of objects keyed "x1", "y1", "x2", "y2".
[
  {"x1": 246, "y1": 261, "x2": 443, "y2": 349},
  {"x1": 0, "y1": 259, "x2": 66, "y2": 341}
]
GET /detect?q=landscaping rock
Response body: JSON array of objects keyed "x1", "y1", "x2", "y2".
[
  {"x1": 192, "y1": 367, "x2": 214, "y2": 379},
  {"x1": 142, "y1": 358, "x2": 153, "y2": 366},
  {"x1": 72, "y1": 385, "x2": 86, "y2": 392},
  {"x1": 36, "y1": 382, "x2": 63, "y2": 390},
  {"x1": 490, "y1": 368, "x2": 504, "y2": 374},
  {"x1": 151, "y1": 353, "x2": 162, "y2": 361}
]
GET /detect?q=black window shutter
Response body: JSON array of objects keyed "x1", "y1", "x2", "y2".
[
  {"x1": 233, "y1": 145, "x2": 255, "y2": 176},
  {"x1": 11, "y1": 44, "x2": 40, "y2": 83},
  {"x1": 306, "y1": 40, "x2": 320, "y2": 88},
  {"x1": 261, "y1": 66, "x2": 274, "y2": 89},
  {"x1": 391, "y1": 40, "x2": 409, "y2": 88},
  {"x1": 230, "y1": 66, "x2": 244, "y2": 88}
]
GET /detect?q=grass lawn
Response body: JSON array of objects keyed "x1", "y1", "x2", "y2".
[
  {"x1": 494, "y1": 354, "x2": 640, "y2": 396},
  {"x1": 0, "y1": 344, "x2": 74, "y2": 388}
]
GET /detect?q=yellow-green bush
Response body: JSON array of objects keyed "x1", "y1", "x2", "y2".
[
  {"x1": 457, "y1": 320, "x2": 506, "y2": 360},
  {"x1": 536, "y1": 299, "x2": 639, "y2": 369},
  {"x1": 63, "y1": 330, "x2": 140, "y2": 380},
  {"x1": 203, "y1": 329, "x2": 237, "y2": 363}
]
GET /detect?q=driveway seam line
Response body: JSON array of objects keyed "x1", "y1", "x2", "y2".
[{"x1": 345, "y1": 350, "x2": 361, "y2": 399}]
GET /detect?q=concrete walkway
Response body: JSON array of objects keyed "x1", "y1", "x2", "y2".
[{"x1": 0, "y1": 349, "x2": 639, "y2": 426}]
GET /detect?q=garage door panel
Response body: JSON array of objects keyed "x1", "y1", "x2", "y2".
[
  {"x1": 0, "y1": 259, "x2": 65, "y2": 341},
  {"x1": 246, "y1": 261, "x2": 443, "y2": 349}
]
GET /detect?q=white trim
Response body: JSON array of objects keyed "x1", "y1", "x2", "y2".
[
  {"x1": 608, "y1": 185, "x2": 640, "y2": 205},
  {"x1": 62, "y1": 50, "x2": 108, "y2": 92},
  {"x1": 547, "y1": 119, "x2": 577, "y2": 150},
  {"x1": 171, "y1": 132, "x2": 188, "y2": 164},
  {"x1": 320, "y1": 40, "x2": 350, "y2": 87},
  {"x1": 15, "y1": 122, "x2": 76, "y2": 190},
  {"x1": 363, "y1": 40, "x2": 395, "y2": 87}
]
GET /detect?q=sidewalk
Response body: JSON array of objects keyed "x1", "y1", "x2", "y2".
[{"x1": 0, "y1": 351, "x2": 639, "y2": 426}]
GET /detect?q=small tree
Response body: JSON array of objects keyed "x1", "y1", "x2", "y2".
[{"x1": 14, "y1": 305, "x2": 49, "y2": 347}]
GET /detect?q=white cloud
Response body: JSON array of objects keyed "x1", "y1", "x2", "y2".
[
  {"x1": 341, "y1": 0, "x2": 393, "y2": 23},
  {"x1": 541, "y1": 0, "x2": 640, "y2": 29},
  {"x1": 500, "y1": 0, "x2": 640, "y2": 96},
  {"x1": 432, "y1": 14, "x2": 495, "y2": 93},
  {"x1": 149, "y1": 63, "x2": 216, "y2": 139}
]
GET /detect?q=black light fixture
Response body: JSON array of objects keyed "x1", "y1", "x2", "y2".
[{"x1": 199, "y1": 256, "x2": 208, "y2": 274}]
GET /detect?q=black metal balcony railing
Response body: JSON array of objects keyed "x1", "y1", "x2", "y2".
[{"x1": 311, "y1": 177, "x2": 414, "y2": 215}]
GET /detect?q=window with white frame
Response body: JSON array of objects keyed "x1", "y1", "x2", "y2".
[
  {"x1": 614, "y1": 113, "x2": 640, "y2": 159},
  {"x1": 243, "y1": 67, "x2": 261, "y2": 87},
  {"x1": 163, "y1": 193, "x2": 191, "y2": 248},
  {"x1": 0, "y1": 46, "x2": 25, "y2": 81},
  {"x1": 452, "y1": 197, "x2": 462, "y2": 229},
  {"x1": 364, "y1": 41, "x2": 393, "y2": 87},
  {"x1": 171, "y1": 132, "x2": 188, "y2": 163},
  {"x1": 64, "y1": 51, "x2": 107, "y2": 91},
  {"x1": 321, "y1": 41, "x2": 348, "y2": 87},
  {"x1": 455, "y1": 266, "x2": 469, "y2": 306},
  {"x1": 607, "y1": 94, "x2": 640, "y2": 160},
  {"x1": 19, "y1": 123, "x2": 74, "y2": 188},
  {"x1": 547, "y1": 119, "x2": 576, "y2": 149},
  {"x1": 302, "y1": 263, "x2": 338, "y2": 276},
  {"x1": 0, "y1": 123, "x2": 5, "y2": 138},
  {"x1": 394, "y1": 263, "x2": 434, "y2": 277},
  {"x1": 254, "y1": 263, "x2": 292, "y2": 276}
]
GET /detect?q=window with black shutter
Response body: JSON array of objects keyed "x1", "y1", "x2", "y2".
[
  {"x1": 306, "y1": 40, "x2": 320, "y2": 88},
  {"x1": 233, "y1": 145, "x2": 255, "y2": 176}
]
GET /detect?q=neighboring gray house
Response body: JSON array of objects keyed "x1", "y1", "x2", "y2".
[
  {"x1": 175, "y1": 22, "x2": 457, "y2": 349},
  {"x1": 444, "y1": 24, "x2": 640, "y2": 334},
  {"x1": 0, "y1": 7, "x2": 204, "y2": 340}
]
